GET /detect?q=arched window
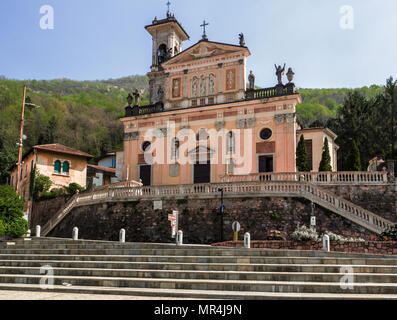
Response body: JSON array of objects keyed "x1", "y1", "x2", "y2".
[
  {"x1": 62, "y1": 161, "x2": 70, "y2": 175},
  {"x1": 54, "y1": 160, "x2": 61, "y2": 174},
  {"x1": 226, "y1": 131, "x2": 235, "y2": 155},
  {"x1": 171, "y1": 138, "x2": 180, "y2": 160},
  {"x1": 157, "y1": 44, "x2": 167, "y2": 65},
  {"x1": 141, "y1": 141, "x2": 152, "y2": 153},
  {"x1": 196, "y1": 129, "x2": 209, "y2": 141}
]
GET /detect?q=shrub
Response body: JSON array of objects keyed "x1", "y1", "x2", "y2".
[
  {"x1": 0, "y1": 220, "x2": 6, "y2": 237},
  {"x1": 291, "y1": 225, "x2": 319, "y2": 242},
  {"x1": 270, "y1": 212, "x2": 281, "y2": 221},
  {"x1": 33, "y1": 173, "x2": 52, "y2": 200},
  {"x1": 6, "y1": 216, "x2": 28, "y2": 238},
  {"x1": 0, "y1": 185, "x2": 24, "y2": 222},
  {"x1": 37, "y1": 191, "x2": 58, "y2": 201},
  {"x1": 66, "y1": 183, "x2": 84, "y2": 195},
  {"x1": 323, "y1": 231, "x2": 365, "y2": 242}
]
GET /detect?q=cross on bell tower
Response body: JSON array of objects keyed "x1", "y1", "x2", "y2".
[
  {"x1": 200, "y1": 20, "x2": 209, "y2": 41},
  {"x1": 166, "y1": 1, "x2": 171, "y2": 17}
]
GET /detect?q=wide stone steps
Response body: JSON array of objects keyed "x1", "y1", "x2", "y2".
[
  {"x1": 0, "y1": 273, "x2": 397, "y2": 294},
  {"x1": 1, "y1": 253, "x2": 396, "y2": 265},
  {"x1": 1, "y1": 266, "x2": 397, "y2": 283},
  {"x1": 2, "y1": 260, "x2": 397, "y2": 273},
  {"x1": 1, "y1": 283, "x2": 397, "y2": 300},
  {"x1": 0, "y1": 238, "x2": 396, "y2": 299}
]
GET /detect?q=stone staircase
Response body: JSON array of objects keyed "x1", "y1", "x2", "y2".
[{"x1": 1, "y1": 237, "x2": 397, "y2": 299}]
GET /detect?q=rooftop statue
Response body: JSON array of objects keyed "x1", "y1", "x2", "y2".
[
  {"x1": 275, "y1": 63, "x2": 286, "y2": 85},
  {"x1": 248, "y1": 70, "x2": 255, "y2": 90},
  {"x1": 239, "y1": 33, "x2": 245, "y2": 47}
]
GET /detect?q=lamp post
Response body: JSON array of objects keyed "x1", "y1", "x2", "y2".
[
  {"x1": 218, "y1": 188, "x2": 224, "y2": 241},
  {"x1": 310, "y1": 202, "x2": 316, "y2": 229},
  {"x1": 16, "y1": 85, "x2": 40, "y2": 193}
]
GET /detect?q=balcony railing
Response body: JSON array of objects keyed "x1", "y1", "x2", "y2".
[{"x1": 221, "y1": 171, "x2": 391, "y2": 185}]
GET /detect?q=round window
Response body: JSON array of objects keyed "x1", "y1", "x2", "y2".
[
  {"x1": 141, "y1": 141, "x2": 152, "y2": 152},
  {"x1": 259, "y1": 128, "x2": 273, "y2": 141}
]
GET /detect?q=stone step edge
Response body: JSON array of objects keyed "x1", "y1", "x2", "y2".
[
  {"x1": 1, "y1": 266, "x2": 396, "y2": 278},
  {"x1": 0, "y1": 283, "x2": 396, "y2": 300},
  {"x1": 0, "y1": 273, "x2": 396, "y2": 288},
  {"x1": 0, "y1": 254, "x2": 394, "y2": 261}
]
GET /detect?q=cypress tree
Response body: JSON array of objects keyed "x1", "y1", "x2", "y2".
[
  {"x1": 346, "y1": 140, "x2": 362, "y2": 171},
  {"x1": 319, "y1": 137, "x2": 332, "y2": 172},
  {"x1": 296, "y1": 135, "x2": 310, "y2": 172}
]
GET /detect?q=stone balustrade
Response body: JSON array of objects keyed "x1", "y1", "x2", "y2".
[
  {"x1": 41, "y1": 178, "x2": 394, "y2": 237},
  {"x1": 221, "y1": 171, "x2": 390, "y2": 185}
]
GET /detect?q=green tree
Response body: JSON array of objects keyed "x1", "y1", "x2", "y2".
[
  {"x1": 346, "y1": 140, "x2": 362, "y2": 171},
  {"x1": 0, "y1": 185, "x2": 28, "y2": 238},
  {"x1": 319, "y1": 138, "x2": 332, "y2": 172},
  {"x1": 296, "y1": 135, "x2": 310, "y2": 172},
  {"x1": 66, "y1": 183, "x2": 85, "y2": 195},
  {"x1": 32, "y1": 172, "x2": 52, "y2": 200}
]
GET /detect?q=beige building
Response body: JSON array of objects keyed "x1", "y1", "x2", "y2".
[
  {"x1": 297, "y1": 127, "x2": 339, "y2": 172},
  {"x1": 9, "y1": 143, "x2": 92, "y2": 220}
]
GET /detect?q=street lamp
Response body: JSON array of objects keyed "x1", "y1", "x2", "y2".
[
  {"x1": 15, "y1": 85, "x2": 40, "y2": 192},
  {"x1": 218, "y1": 188, "x2": 224, "y2": 241},
  {"x1": 310, "y1": 202, "x2": 316, "y2": 229}
]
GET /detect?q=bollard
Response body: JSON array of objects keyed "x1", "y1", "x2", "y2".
[
  {"x1": 323, "y1": 235, "x2": 330, "y2": 252},
  {"x1": 36, "y1": 225, "x2": 41, "y2": 238},
  {"x1": 244, "y1": 232, "x2": 251, "y2": 249},
  {"x1": 26, "y1": 229, "x2": 31, "y2": 237},
  {"x1": 176, "y1": 230, "x2": 183, "y2": 246},
  {"x1": 119, "y1": 229, "x2": 126, "y2": 243},
  {"x1": 72, "y1": 227, "x2": 79, "y2": 241}
]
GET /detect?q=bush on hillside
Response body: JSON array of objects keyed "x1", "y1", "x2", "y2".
[{"x1": 66, "y1": 183, "x2": 85, "y2": 195}]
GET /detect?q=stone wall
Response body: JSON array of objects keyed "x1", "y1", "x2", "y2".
[
  {"x1": 31, "y1": 196, "x2": 71, "y2": 231},
  {"x1": 321, "y1": 184, "x2": 396, "y2": 222},
  {"x1": 47, "y1": 196, "x2": 375, "y2": 244},
  {"x1": 213, "y1": 240, "x2": 397, "y2": 256}
]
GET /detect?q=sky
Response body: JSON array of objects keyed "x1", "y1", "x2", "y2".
[{"x1": 0, "y1": 0, "x2": 396, "y2": 88}]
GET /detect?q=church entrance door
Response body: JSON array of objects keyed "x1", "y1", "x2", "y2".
[
  {"x1": 258, "y1": 155, "x2": 274, "y2": 173},
  {"x1": 139, "y1": 165, "x2": 152, "y2": 186},
  {"x1": 194, "y1": 162, "x2": 211, "y2": 184}
]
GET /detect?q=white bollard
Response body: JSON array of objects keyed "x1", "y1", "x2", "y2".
[
  {"x1": 72, "y1": 227, "x2": 79, "y2": 241},
  {"x1": 244, "y1": 232, "x2": 251, "y2": 249},
  {"x1": 176, "y1": 230, "x2": 183, "y2": 246},
  {"x1": 323, "y1": 235, "x2": 330, "y2": 252},
  {"x1": 26, "y1": 229, "x2": 31, "y2": 237},
  {"x1": 119, "y1": 229, "x2": 126, "y2": 243},
  {"x1": 36, "y1": 225, "x2": 41, "y2": 238}
]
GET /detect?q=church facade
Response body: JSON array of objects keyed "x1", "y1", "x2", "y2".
[{"x1": 120, "y1": 10, "x2": 338, "y2": 186}]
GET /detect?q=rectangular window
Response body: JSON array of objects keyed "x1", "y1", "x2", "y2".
[
  {"x1": 226, "y1": 158, "x2": 235, "y2": 175},
  {"x1": 191, "y1": 99, "x2": 197, "y2": 107},
  {"x1": 200, "y1": 98, "x2": 206, "y2": 106},
  {"x1": 208, "y1": 97, "x2": 215, "y2": 105},
  {"x1": 111, "y1": 158, "x2": 116, "y2": 168}
]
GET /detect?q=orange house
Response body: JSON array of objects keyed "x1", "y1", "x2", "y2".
[{"x1": 8, "y1": 143, "x2": 92, "y2": 221}]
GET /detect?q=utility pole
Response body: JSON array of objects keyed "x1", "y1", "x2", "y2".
[{"x1": 16, "y1": 85, "x2": 27, "y2": 193}]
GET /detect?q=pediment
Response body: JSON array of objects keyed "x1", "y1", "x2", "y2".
[{"x1": 162, "y1": 41, "x2": 250, "y2": 66}]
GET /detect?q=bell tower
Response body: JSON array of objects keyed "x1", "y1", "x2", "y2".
[{"x1": 145, "y1": 5, "x2": 189, "y2": 104}]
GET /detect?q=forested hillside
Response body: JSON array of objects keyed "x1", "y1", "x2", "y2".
[{"x1": 0, "y1": 75, "x2": 395, "y2": 183}]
